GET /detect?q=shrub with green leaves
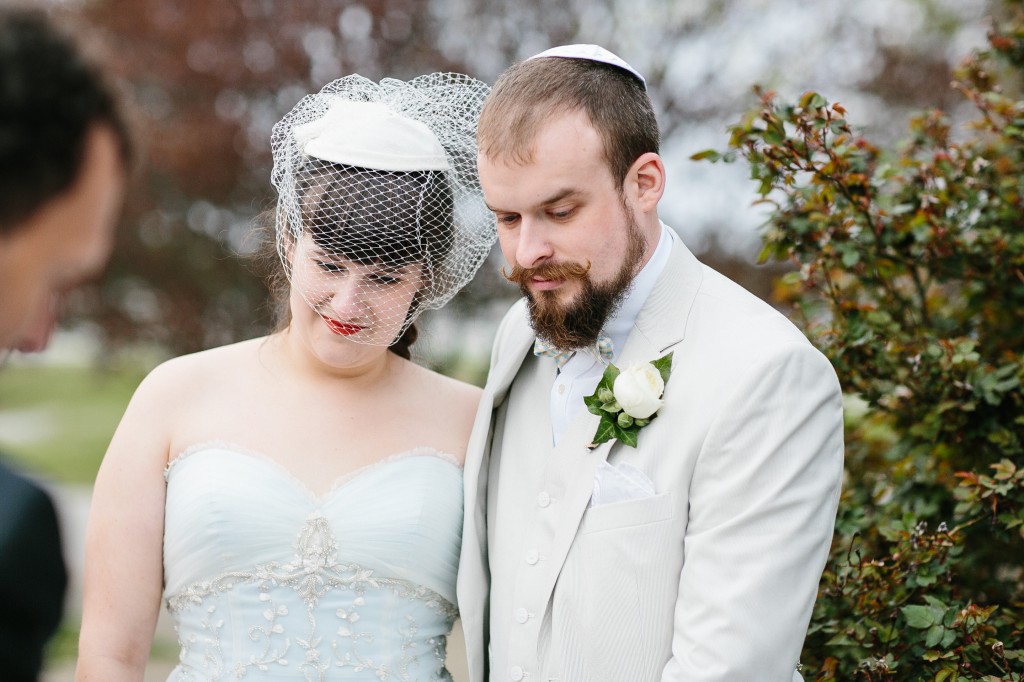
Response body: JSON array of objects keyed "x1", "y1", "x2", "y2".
[{"x1": 697, "y1": 3, "x2": 1024, "y2": 679}]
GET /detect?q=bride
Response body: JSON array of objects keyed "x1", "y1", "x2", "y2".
[{"x1": 76, "y1": 72, "x2": 493, "y2": 681}]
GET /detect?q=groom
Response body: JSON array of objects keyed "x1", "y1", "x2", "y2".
[{"x1": 458, "y1": 45, "x2": 845, "y2": 681}]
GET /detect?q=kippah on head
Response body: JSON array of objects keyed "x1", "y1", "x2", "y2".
[
  {"x1": 478, "y1": 44, "x2": 658, "y2": 192},
  {"x1": 525, "y1": 43, "x2": 647, "y2": 90}
]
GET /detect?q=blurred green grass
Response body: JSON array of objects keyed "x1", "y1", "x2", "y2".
[{"x1": 0, "y1": 363, "x2": 146, "y2": 484}]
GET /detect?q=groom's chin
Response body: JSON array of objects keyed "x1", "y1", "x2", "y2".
[{"x1": 529, "y1": 312, "x2": 603, "y2": 353}]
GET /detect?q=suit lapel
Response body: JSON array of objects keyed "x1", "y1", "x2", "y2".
[
  {"x1": 485, "y1": 307, "x2": 538, "y2": 409},
  {"x1": 534, "y1": 424, "x2": 614, "y2": 612},
  {"x1": 628, "y1": 225, "x2": 702, "y2": 357},
  {"x1": 463, "y1": 308, "x2": 533, "y2": 522},
  {"x1": 463, "y1": 301, "x2": 535, "y2": 542},
  {"x1": 532, "y1": 225, "x2": 705, "y2": 611},
  {"x1": 459, "y1": 301, "x2": 536, "y2": 682}
]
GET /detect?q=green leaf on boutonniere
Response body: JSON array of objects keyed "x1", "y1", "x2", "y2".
[
  {"x1": 584, "y1": 363, "x2": 620, "y2": 418},
  {"x1": 652, "y1": 351, "x2": 674, "y2": 384},
  {"x1": 589, "y1": 418, "x2": 617, "y2": 447},
  {"x1": 616, "y1": 424, "x2": 639, "y2": 448}
]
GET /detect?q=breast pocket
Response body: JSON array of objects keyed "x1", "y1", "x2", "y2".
[{"x1": 579, "y1": 491, "x2": 674, "y2": 534}]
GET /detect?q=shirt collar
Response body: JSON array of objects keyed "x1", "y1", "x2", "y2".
[{"x1": 604, "y1": 222, "x2": 671, "y2": 357}]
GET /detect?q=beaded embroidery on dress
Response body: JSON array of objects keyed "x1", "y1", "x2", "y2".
[{"x1": 162, "y1": 443, "x2": 463, "y2": 681}]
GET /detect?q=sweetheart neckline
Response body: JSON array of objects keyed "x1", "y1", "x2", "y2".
[{"x1": 165, "y1": 440, "x2": 462, "y2": 501}]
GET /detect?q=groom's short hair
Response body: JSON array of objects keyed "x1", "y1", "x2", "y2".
[
  {"x1": 0, "y1": 7, "x2": 132, "y2": 236},
  {"x1": 477, "y1": 54, "x2": 659, "y2": 190}
]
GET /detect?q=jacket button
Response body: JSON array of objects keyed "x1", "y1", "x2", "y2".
[
  {"x1": 515, "y1": 607, "x2": 529, "y2": 623},
  {"x1": 510, "y1": 665, "x2": 524, "y2": 681},
  {"x1": 525, "y1": 549, "x2": 539, "y2": 565},
  {"x1": 537, "y1": 491, "x2": 551, "y2": 507}
]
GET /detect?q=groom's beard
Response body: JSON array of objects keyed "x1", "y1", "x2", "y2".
[{"x1": 505, "y1": 208, "x2": 647, "y2": 351}]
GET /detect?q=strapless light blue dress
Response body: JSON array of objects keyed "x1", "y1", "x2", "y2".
[{"x1": 162, "y1": 442, "x2": 463, "y2": 681}]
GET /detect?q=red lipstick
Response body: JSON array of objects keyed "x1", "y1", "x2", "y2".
[{"x1": 322, "y1": 316, "x2": 362, "y2": 336}]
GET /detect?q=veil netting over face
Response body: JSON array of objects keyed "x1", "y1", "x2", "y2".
[{"x1": 270, "y1": 73, "x2": 494, "y2": 346}]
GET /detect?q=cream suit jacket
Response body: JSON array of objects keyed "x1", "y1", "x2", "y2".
[{"x1": 457, "y1": 227, "x2": 844, "y2": 682}]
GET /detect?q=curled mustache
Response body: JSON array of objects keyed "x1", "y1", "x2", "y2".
[{"x1": 502, "y1": 260, "x2": 592, "y2": 286}]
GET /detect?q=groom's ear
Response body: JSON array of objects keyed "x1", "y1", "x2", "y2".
[{"x1": 628, "y1": 152, "x2": 665, "y2": 214}]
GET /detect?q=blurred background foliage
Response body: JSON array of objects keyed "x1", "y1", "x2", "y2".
[{"x1": 30, "y1": 0, "x2": 995, "y2": 359}]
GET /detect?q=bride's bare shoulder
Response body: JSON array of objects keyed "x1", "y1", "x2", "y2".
[
  {"x1": 394, "y1": 362, "x2": 482, "y2": 464},
  {"x1": 134, "y1": 336, "x2": 270, "y2": 399},
  {"x1": 406, "y1": 362, "x2": 483, "y2": 430},
  {"x1": 410, "y1": 361, "x2": 482, "y2": 403}
]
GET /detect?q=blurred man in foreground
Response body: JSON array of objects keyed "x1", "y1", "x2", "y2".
[{"x1": 0, "y1": 8, "x2": 131, "y2": 680}]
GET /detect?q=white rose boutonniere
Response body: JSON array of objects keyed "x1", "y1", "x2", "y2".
[
  {"x1": 614, "y1": 362, "x2": 665, "y2": 419},
  {"x1": 584, "y1": 352, "x2": 673, "y2": 448}
]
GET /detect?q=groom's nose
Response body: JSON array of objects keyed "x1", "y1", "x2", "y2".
[{"x1": 510, "y1": 217, "x2": 554, "y2": 269}]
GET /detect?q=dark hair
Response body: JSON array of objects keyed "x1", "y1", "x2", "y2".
[
  {"x1": 0, "y1": 8, "x2": 133, "y2": 234},
  {"x1": 478, "y1": 55, "x2": 658, "y2": 189},
  {"x1": 259, "y1": 160, "x2": 456, "y2": 359},
  {"x1": 296, "y1": 159, "x2": 454, "y2": 269}
]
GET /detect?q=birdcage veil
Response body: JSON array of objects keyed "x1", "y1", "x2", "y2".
[{"x1": 270, "y1": 73, "x2": 493, "y2": 347}]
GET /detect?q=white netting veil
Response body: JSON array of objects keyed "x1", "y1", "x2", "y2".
[{"x1": 270, "y1": 73, "x2": 494, "y2": 347}]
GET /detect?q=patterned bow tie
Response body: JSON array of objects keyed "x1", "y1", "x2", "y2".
[{"x1": 533, "y1": 333, "x2": 614, "y2": 370}]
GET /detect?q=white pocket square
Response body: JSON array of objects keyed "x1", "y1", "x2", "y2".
[{"x1": 589, "y1": 460, "x2": 656, "y2": 508}]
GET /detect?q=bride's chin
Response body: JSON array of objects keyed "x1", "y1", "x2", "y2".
[
  {"x1": 286, "y1": 319, "x2": 397, "y2": 367},
  {"x1": 313, "y1": 335, "x2": 390, "y2": 367}
]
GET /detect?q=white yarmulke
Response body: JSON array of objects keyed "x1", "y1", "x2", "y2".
[
  {"x1": 526, "y1": 43, "x2": 647, "y2": 90},
  {"x1": 293, "y1": 100, "x2": 450, "y2": 172}
]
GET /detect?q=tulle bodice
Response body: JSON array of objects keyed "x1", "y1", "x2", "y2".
[{"x1": 162, "y1": 442, "x2": 463, "y2": 681}]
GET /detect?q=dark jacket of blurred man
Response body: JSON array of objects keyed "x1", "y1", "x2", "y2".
[{"x1": 0, "y1": 8, "x2": 131, "y2": 681}]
